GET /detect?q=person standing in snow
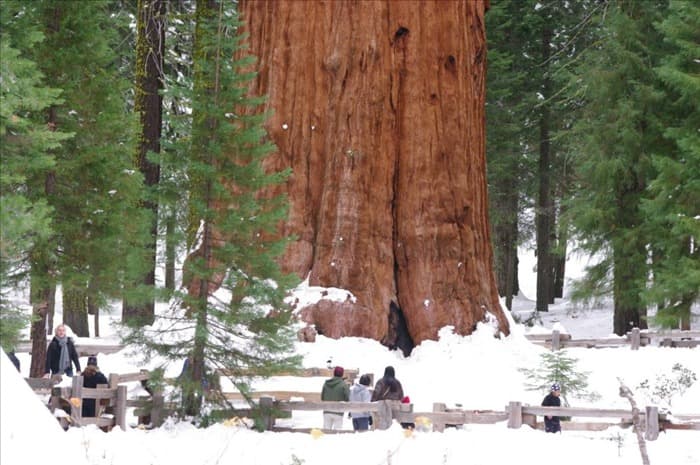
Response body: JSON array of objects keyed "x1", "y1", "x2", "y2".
[
  {"x1": 371, "y1": 365, "x2": 404, "y2": 401},
  {"x1": 44, "y1": 324, "x2": 81, "y2": 378},
  {"x1": 321, "y1": 366, "x2": 350, "y2": 430},
  {"x1": 541, "y1": 383, "x2": 562, "y2": 433},
  {"x1": 82, "y1": 356, "x2": 109, "y2": 417},
  {"x1": 349, "y1": 374, "x2": 372, "y2": 431}
]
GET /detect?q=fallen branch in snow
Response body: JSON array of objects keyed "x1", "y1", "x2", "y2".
[{"x1": 618, "y1": 377, "x2": 650, "y2": 465}]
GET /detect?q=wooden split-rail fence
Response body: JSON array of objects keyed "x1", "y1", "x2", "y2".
[
  {"x1": 15, "y1": 328, "x2": 699, "y2": 358},
  {"x1": 525, "y1": 327, "x2": 700, "y2": 351},
  {"x1": 253, "y1": 397, "x2": 700, "y2": 438},
  {"x1": 27, "y1": 368, "x2": 700, "y2": 438}
]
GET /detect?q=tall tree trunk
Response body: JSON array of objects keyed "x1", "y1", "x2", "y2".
[
  {"x1": 612, "y1": 240, "x2": 648, "y2": 336},
  {"x1": 124, "y1": 0, "x2": 165, "y2": 325},
  {"x1": 87, "y1": 277, "x2": 99, "y2": 337},
  {"x1": 552, "y1": 207, "x2": 567, "y2": 299},
  {"x1": 165, "y1": 212, "x2": 176, "y2": 290},
  {"x1": 29, "y1": 278, "x2": 53, "y2": 378},
  {"x1": 492, "y1": 187, "x2": 519, "y2": 310},
  {"x1": 535, "y1": 23, "x2": 553, "y2": 313},
  {"x1": 63, "y1": 285, "x2": 89, "y2": 337},
  {"x1": 241, "y1": 0, "x2": 509, "y2": 344}
]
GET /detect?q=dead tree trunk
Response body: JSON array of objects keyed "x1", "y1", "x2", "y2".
[
  {"x1": 241, "y1": 0, "x2": 509, "y2": 344},
  {"x1": 618, "y1": 378, "x2": 651, "y2": 465}
]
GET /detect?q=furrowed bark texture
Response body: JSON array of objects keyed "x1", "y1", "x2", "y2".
[{"x1": 241, "y1": 0, "x2": 509, "y2": 345}]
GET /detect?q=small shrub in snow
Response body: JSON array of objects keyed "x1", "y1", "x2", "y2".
[
  {"x1": 637, "y1": 363, "x2": 697, "y2": 408},
  {"x1": 520, "y1": 350, "x2": 600, "y2": 406}
]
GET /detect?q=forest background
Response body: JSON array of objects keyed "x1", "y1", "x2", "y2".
[{"x1": 1, "y1": 0, "x2": 698, "y2": 419}]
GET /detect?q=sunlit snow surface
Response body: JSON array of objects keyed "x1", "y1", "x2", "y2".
[{"x1": 2, "y1": 252, "x2": 699, "y2": 465}]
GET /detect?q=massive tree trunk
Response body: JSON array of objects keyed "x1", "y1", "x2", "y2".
[
  {"x1": 241, "y1": 0, "x2": 509, "y2": 345},
  {"x1": 123, "y1": 0, "x2": 165, "y2": 325}
]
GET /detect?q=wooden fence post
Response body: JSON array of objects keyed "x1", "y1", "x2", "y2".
[
  {"x1": 115, "y1": 385, "x2": 127, "y2": 430},
  {"x1": 432, "y1": 403, "x2": 446, "y2": 432},
  {"x1": 551, "y1": 330, "x2": 561, "y2": 351},
  {"x1": 259, "y1": 396, "x2": 275, "y2": 431},
  {"x1": 376, "y1": 400, "x2": 393, "y2": 430},
  {"x1": 631, "y1": 327, "x2": 641, "y2": 351},
  {"x1": 71, "y1": 375, "x2": 83, "y2": 426},
  {"x1": 151, "y1": 392, "x2": 165, "y2": 427},
  {"x1": 108, "y1": 373, "x2": 120, "y2": 389},
  {"x1": 507, "y1": 401, "x2": 522, "y2": 429},
  {"x1": 645, "y1": 406, "x2": 659, "y2": 441}
]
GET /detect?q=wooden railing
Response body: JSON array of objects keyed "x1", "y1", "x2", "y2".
[
  {"x1": 26, "y1": 372, "x2": 700, "y2": 439},
  {"x1": 15, "y1": 341, "x2": 124, "y2": 356},
  {"x1": 525, "y1": 327, "x2": 700, "y2": 351},
  {"x1": 48, "y1": 375, "x2": 128, "y2": 430}
]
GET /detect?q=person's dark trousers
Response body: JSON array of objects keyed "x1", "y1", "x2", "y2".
[{"x1": 352, "y1": 417, "x2": 370, "y2": 431}]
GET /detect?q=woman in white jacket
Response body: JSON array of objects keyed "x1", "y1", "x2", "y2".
[{"x1": 349, "y1": 374, "x2": 372, "y2": 431}]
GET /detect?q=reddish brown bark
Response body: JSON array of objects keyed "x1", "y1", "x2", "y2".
[{"x1": 241, "y1": 0, "x2": 509, "y2": 345}]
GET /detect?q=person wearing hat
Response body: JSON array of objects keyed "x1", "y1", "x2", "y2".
[
  {"x1": 82, "y1": 356, "x2": 108, "y2": 417},
  {"x1": 321, "y1": 366, "x2": 349, "y2": 430},
  {"x1": 541, "y1": 383, "x2": 562, "y2": 433}
]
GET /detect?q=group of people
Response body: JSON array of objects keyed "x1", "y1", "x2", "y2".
[
  {"x1": 42, "y1": 324, "x2": 109, "y2": 418},
  {"x1": 321, "y1": 363, "x2": 564, "y2": 434},
  {"x1": 321, "y1": 365, "x2": 405, "y2": 431},
  {"x1": 37, "y1": 324, "x2": 565, "y2": 431}
]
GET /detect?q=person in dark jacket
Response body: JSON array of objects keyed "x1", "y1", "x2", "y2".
[
  {"x1": 541, "y1": 383, "x2": 562, "y2": 433},
  {"x1": 44, "y1": 324, "x2": 81, "y2": 378},
  {"x1": 82, "y1": 356, "x2": 109, "y2": 417},
  {"x1": 371, "y1": 366, "x2": 404, "y2": 402},
  {"x1": 321, "y1": 366, "x2": 350, "y2": 430}
]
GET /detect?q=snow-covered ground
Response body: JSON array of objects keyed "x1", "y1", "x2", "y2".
[{"x1": 2, "y1": 252, "x2": 699, "y2": 465}]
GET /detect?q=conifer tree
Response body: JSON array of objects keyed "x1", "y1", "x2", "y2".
[
  {"x1": 24, "y1": 0, "x2": 149, "y2": 339},
  {"x1": 567, "y1": 1, "x2": 670, "y2": 335},
  {"x1": 642, "y1": 0, "x2": 700, "y2": 329},
  {"x1": 0, "y1": 1, "x2": 70, "y2": 351},
  {"x1": 520, "y1": 350, "x2": 599, "y2": 406},
  {"x1": 486, "y1": 0, "x2": 533, "y2": 309},
  {"x1": 125, "y1": 0, "x2": 300, "y2": 419}
]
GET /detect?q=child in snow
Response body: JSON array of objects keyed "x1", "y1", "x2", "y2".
[{"x1": 541, "y1": 383, "x2": 562, "y2": 433}]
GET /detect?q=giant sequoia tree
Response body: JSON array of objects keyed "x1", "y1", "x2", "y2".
[{"x1": 240, "y1": 0, "x2": 509, "y2": 347}]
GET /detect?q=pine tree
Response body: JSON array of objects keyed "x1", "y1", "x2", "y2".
[
  {"x1": 125, "y1": 0, "x2": 300, "y2": 420},
  {"x1": 0, "y1": 1, "x2": 70, "y2": 351},
  {"x1": 520, "y1": 350, "x2": 600, "y2": 405},
  {"x1": 567, "y1": 0, "x2": 671, "y2": 335},
  {"x1": 20, "y1": 0, "x2": 149, "y2": 339},
  {"x1": 642, "y1": 0, "x2": 700, "y2": 329},
  {"x1": 486, "y1": 0, "x2": 533, "y2": 309}
]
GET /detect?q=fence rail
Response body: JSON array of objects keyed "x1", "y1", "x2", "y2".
[
  {"x1": 524, "y1": 327, "x2": 700, "y2": 350},
  {"x1": 26, "y1": 371, "x2": 700, "y2": 439}
]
